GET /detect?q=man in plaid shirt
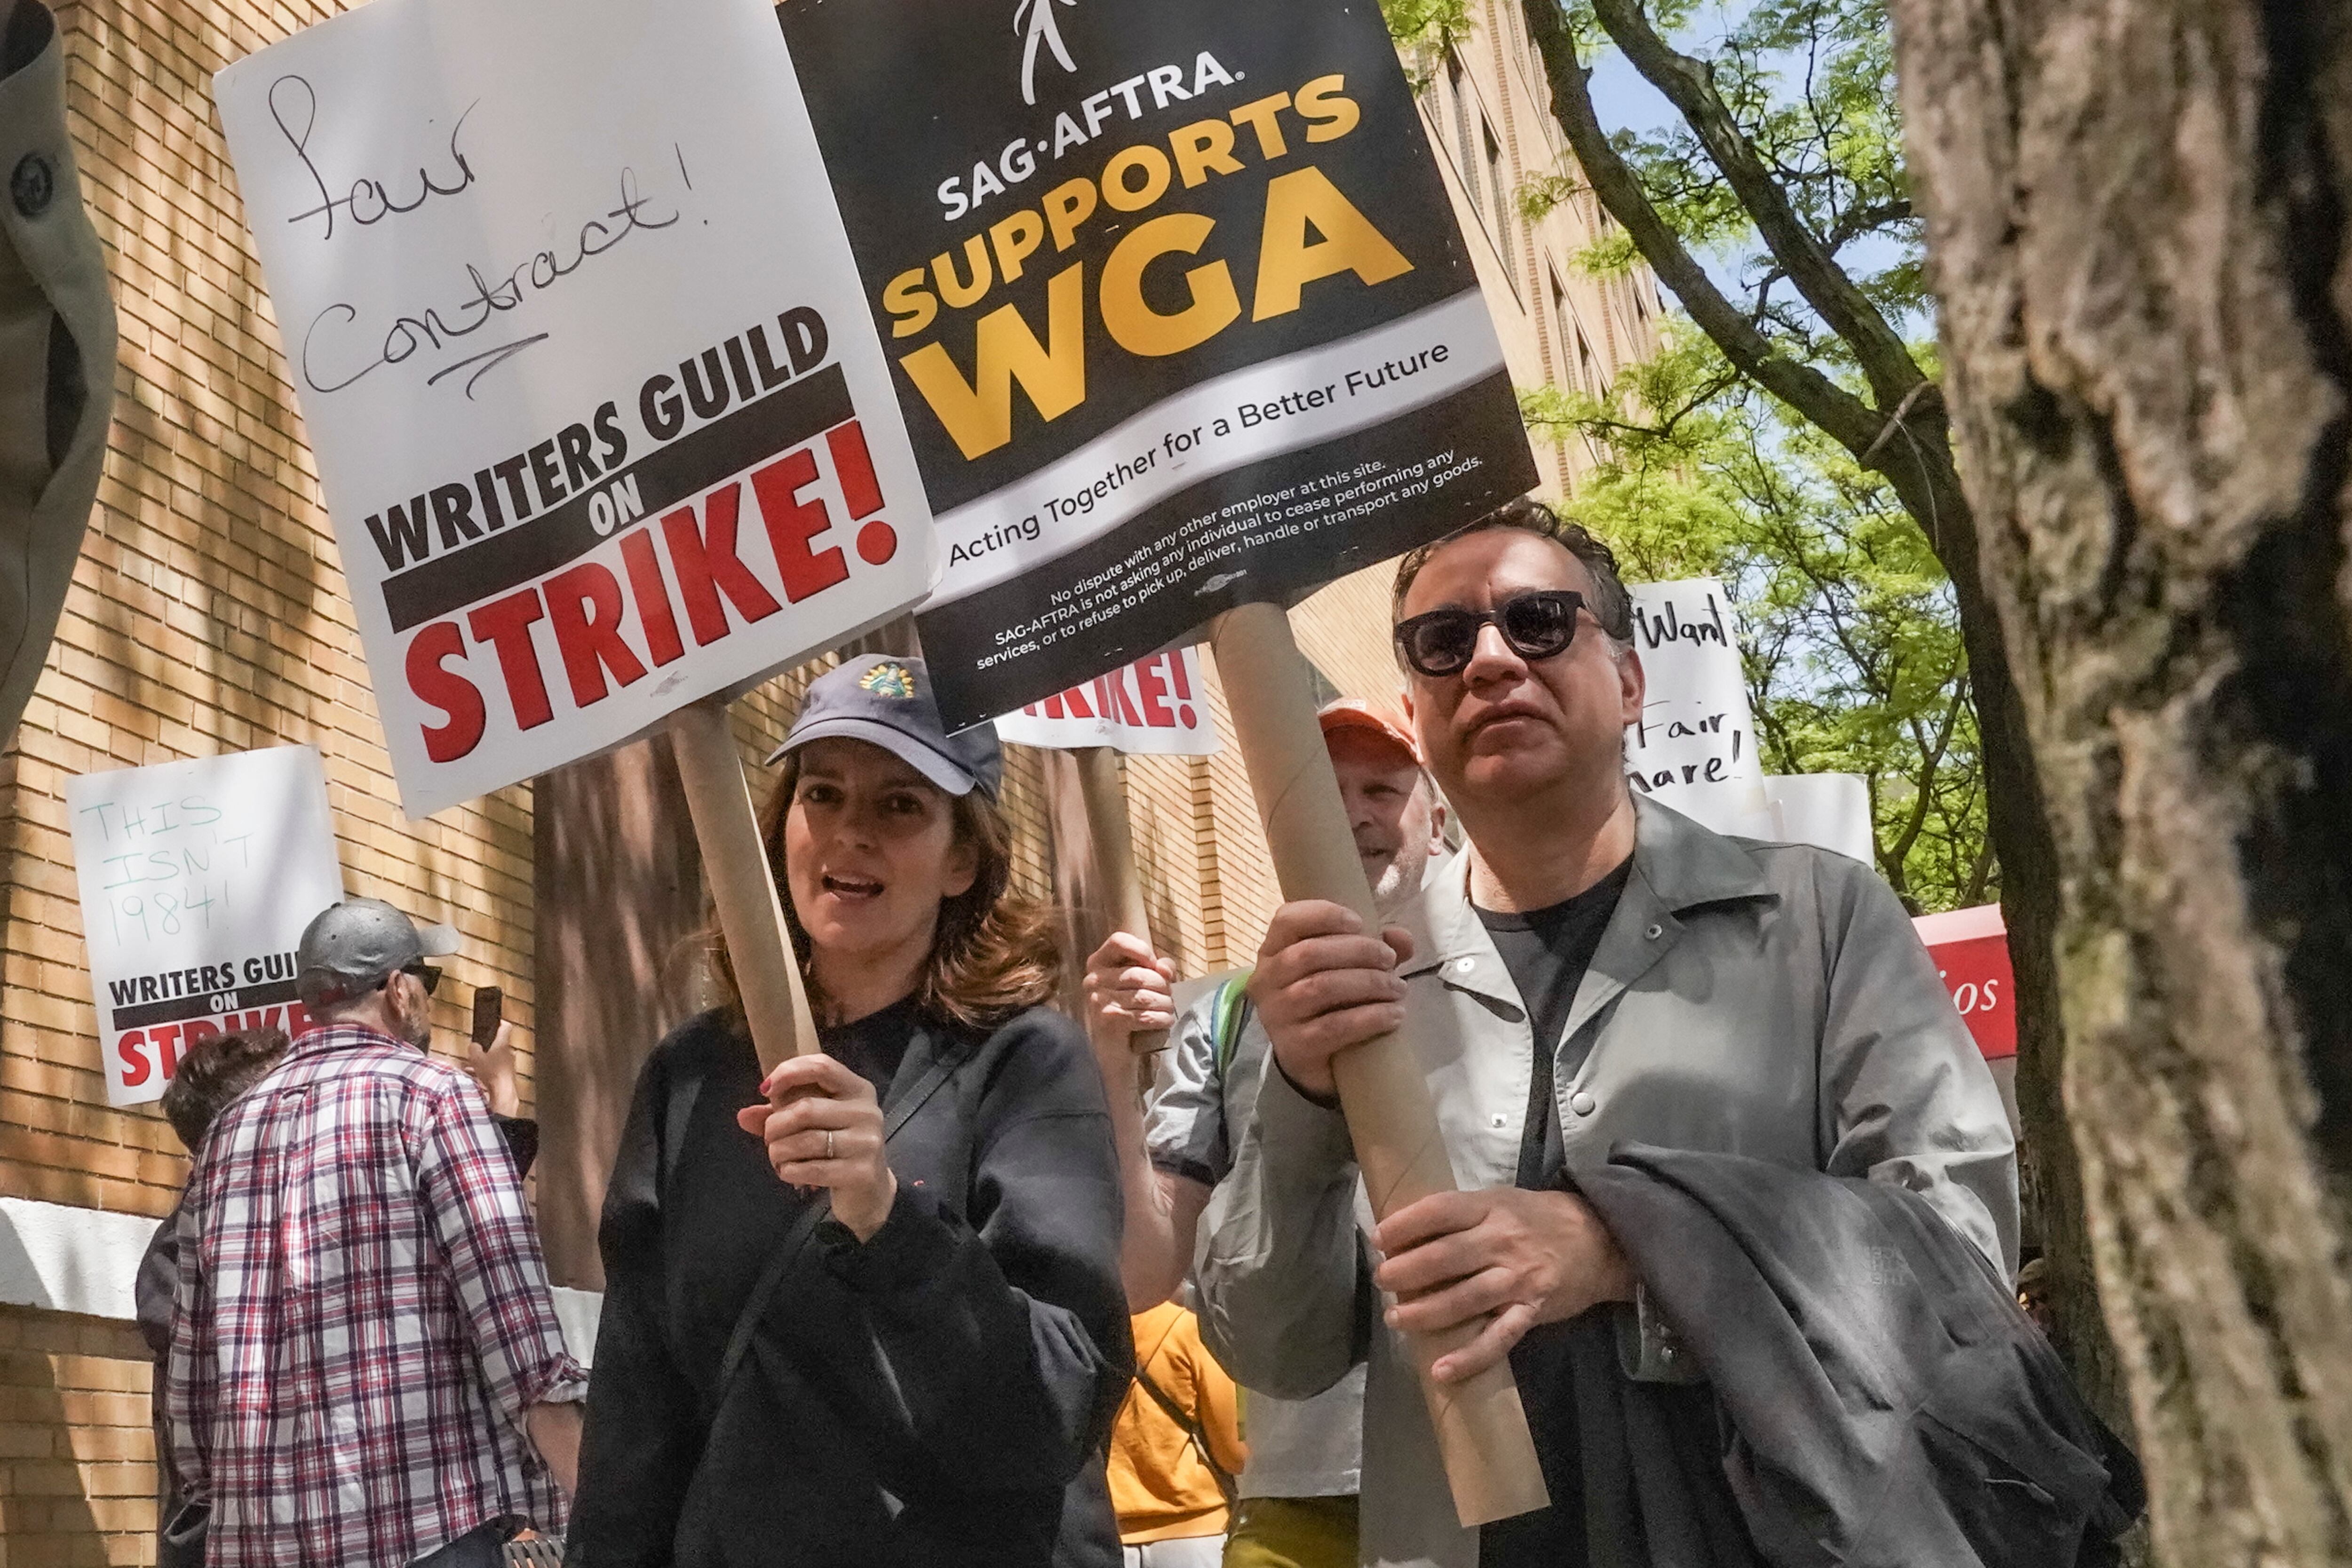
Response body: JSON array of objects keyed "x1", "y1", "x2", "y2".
[{"x1": 164, "y1": 899, "x2": 587, "y2": 1568}]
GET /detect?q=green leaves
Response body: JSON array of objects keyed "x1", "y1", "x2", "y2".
[
  {"x1": 1515, "y1": 0, "x2": 1986, "y2": 907},
  {"x1": 1381, "y1": 0, "x2": 1476, "y2": 88},
  {"x1": 1542, "y1": 326, "x2": 1993, "y2": 912},
  {"x1": 1530, "y1": 0, "x2": 1929, "y2": 342}
]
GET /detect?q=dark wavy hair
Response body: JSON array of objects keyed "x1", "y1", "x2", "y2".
[
  {"x1": 1391, "y1": 496, "x2": 1636, "y2": 644},
  {"x1": 710, "y1": 749, "x2": 1061, "y2": 1032},
  {"x1": 161, "y1": 1026, "x2": 289, "y2": 1150}
]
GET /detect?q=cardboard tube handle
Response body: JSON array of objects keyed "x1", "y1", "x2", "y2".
[
  {"x1": 668, "y1": 695, "x2": 817, "y2": 1075},
  {"x1": 1075, "y1": 746, "x2": 1167, "y2": 1054},
  {"x1": 1209, "y1": 602, "x2": 1549, "y2": 1527}
]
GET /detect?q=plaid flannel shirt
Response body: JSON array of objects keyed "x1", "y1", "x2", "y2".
[{"x1": 163, "y1": 1024, "x2": 587, "y2": 1568}]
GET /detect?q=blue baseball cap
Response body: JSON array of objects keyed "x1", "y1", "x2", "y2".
[{"x1": 766, "y1": 654, "x2": 1003, "y2": 800}]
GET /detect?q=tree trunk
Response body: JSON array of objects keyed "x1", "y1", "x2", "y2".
[{"x1": 1889, "y1": 0, "x2": 2352, "y2": 1558}]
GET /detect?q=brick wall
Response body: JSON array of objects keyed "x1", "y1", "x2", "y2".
[
  {"x1": 0, "y1": 0, "x2": 1653, "y2": 1556},
  {"x1": 0, "y1": 1305, "x2": 156, "y2": 1567}
]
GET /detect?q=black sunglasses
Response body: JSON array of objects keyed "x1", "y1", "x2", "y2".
[
  {"x1": 381, "y1": 961, "x2": 442, "y2": 996},
  {"x1": 1393, "y1": 590, "x2": 1589, "y2": 678}
]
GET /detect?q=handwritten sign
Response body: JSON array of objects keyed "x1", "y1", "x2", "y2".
[
  {"x1": 214, "y1": 0, "x2": 937, "y2": 817},
  {"x1": 1623, "y1": 579, "x2": 1766, "y2": 829},
  {"x1": 776, "y1": 0, "x2": 1537, "y2": 728},
  {"x1": 993, "y1": 649, "x2": 1221, "y2": 756},
  {"x1": 68, "y1": 748, "x2": 344, "y2": 1107}
]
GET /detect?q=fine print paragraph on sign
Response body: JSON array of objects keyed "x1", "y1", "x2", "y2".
[{"x1": 980, "y1": 439, "x2": 1485, "y2": 673}]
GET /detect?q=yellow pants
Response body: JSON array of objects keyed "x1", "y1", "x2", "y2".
[{"x1": 1222, "y1": 1496, "x2": 1359, "y2": 1568}]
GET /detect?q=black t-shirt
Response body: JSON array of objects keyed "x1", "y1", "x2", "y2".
[
  {"x1": 823, "y1": 993, "x2": 920, "y2": 1099},
  {"x1": 1475, "y1": 856, "x2": 1640, "y2": 1568},
  {"x1": 1477, "y1": 858, "x2": 1633, "y2": 1191}
]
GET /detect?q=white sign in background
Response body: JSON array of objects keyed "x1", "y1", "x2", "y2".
[
  {"x1": 993, "y1": 648, "x2": 1222, "y2": 756},
  {"x1": 67, "y1": 747, "x2": 345, "y2": 1107},
  {"x1": 1764, "y1": 772, "x2": 1875, "y2": 864},
  {"x1": 1621, "y1": 580, "x2": 1878, "y2": 860},
  {"x1": 215, "y1": 0, "x2": 936, "y2": 819},
  {"x1": 1623, "y1": 579, "x2": 1766, "y2": 829}
]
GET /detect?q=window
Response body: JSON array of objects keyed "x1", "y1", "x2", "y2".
[
  {"x1": 1550, "y1": 271, "x2": 1572, "y2": 384},
  {"x1": 1485, "y1": 126, "x2": 1514, "y2": 276},
  {"x1": 1449, "y1": 55, "x2": 1481, "y2": 219},
  {"x1": 1578, "y1": 331, "x2": 1597, "y2": 393}
]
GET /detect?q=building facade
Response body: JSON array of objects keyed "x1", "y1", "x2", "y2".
[{"x1": 0, "y1": 1, "x2": 1658, "y2": 1560}]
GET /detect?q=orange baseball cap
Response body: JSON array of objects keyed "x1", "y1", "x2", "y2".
[{"x1": 1317, "y1": 698, "x2": 1422, "y2": 767}]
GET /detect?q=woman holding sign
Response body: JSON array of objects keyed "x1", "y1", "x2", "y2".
[{"x1": 571, "y1": 656, "x2": 1131, "y2": 1568}]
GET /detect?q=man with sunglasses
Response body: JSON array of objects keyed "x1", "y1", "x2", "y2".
[
  {"x1": 164, "y1": 899, "x2": 586, "y2": 1568},
  {"x1": 1197, "y1": 500, "x2": 2016, "y2": 1567}
]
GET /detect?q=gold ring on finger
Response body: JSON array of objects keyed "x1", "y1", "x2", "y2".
[{"x1": 825, "y1": 1130, "x2": 836, "y2": 1161}]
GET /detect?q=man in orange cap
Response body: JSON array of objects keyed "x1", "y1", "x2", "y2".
[{"x1": 1083, "y1": 697, "x2": 1445, "y2": 1568}]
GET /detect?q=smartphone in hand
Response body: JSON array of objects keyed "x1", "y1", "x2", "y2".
[{"x1": 472, "y1": 985, "x2": 503, "y2": 1050}]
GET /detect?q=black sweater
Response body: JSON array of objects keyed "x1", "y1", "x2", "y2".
[{"x1": 567, "y1": 1002, "x2": 1131, "y2": 1568}]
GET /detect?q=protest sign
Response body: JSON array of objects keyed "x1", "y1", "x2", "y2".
[
  {"x1": 1915, "y1": 903, "x2": 2017, "y2": 1060},
  {"x1": 1623, "y1": 579, "x2": 1764, "y2": 824},
  {"x1": 1764, "y1": 772, "x2": 1874, "y2": 862},
  {"x1": 68, "y1": 748, "x2": 344, "y2": 1107},
  {"x1": 994, "y1": 648, "x2": 1221, "y2": 755},
  {"x1": 777, "y1": 0, "x2": 1540, "y2": 729},
  {"x1": 214, "y1": 0, "x2": 937, "y2": 819},
  {"x1": 996, "y1": 648, "x2": 1219, "y2": 1054},
  {"x1": 998, "y1": 647, "x2": 1218, "y2": 1055}
]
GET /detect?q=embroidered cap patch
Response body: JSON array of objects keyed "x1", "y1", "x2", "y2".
[{"x1": 859, "y1": 662, "x2": 918, "y2": 700}]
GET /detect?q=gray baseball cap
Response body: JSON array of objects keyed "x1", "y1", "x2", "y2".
[
  {"x1": 764, "y1": 654, "x2": 1003, "y2": 800},
  {"x1": 295, "y1": 898, "x2": 461, "y2": 1009}
]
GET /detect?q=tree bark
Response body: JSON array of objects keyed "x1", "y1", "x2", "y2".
[{"x1": 1889, "y1": 0, "x2": 2352, "y2": 1558}]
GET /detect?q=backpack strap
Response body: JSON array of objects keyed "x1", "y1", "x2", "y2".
[{"x1": 1131, "y1": 1347, "x2": 1240, "y2": 1510}]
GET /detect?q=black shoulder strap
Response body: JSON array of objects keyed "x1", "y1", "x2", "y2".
[
  {"x1": 715, "y1": 1198, "x2": 826, "y2": 1397},
  {"x1": 711, "y1": 1038, "x2": 970, "y2": 1404},
  {"x1": 1132, "y1": 1365, "x2": 1239, "y2": 1509}
]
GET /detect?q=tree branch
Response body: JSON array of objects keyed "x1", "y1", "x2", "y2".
[
  {"x1": 1521, "y1": 0, "x2": 1890, "y2": 458},
  {"x1": 1587, "y1": 0, "x2": 1925, "y2": 408},
  {"x1": 1890, "y1": 684, "x2": 1965, "y2": 869},
  {"x1": 1826, "y1": 197, "x2": 1915, "y2": 253}
]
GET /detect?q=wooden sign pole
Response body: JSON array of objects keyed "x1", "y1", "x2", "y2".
[
  {"x1": 1073, "y1": 745, "x2": 1167, "y2": 1054},
  {"x1": 1208, "y1": 602, "x2": 1549, "y2": 1527},
  {"x1": 668, "y1": 694, "x2": 817, "y2": 1075}
]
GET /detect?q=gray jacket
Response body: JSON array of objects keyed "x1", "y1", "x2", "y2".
[
  {"x1": 1147, "y1": 975, "x2": 1367, "y2": 1499},
  {"x1": 1196, "y1": 795, "x2": 2018, "y2": 1568},
  {"x1": 0, "y1": 0, "x2": 115, "y2": 747}
]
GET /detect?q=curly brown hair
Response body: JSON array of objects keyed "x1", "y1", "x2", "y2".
[
  {"x1": 160, "y1": 1026, "x2": 289, "y2": 1150},
  {"x1": 1391, "y1": 496, "x2": 1636, "y2": 644},
  {"x1": 710, "y1": 750, "x2": 1062, "y2": 1032}
]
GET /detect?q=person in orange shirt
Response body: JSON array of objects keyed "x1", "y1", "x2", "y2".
[{"x1": 1109, "y1": 1300, "x2": 1249, "y2": 1567}]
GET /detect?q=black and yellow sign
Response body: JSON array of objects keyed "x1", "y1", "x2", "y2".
[{"x1": 779, "y1": 0, "x2": 1539, "y2": 726}]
